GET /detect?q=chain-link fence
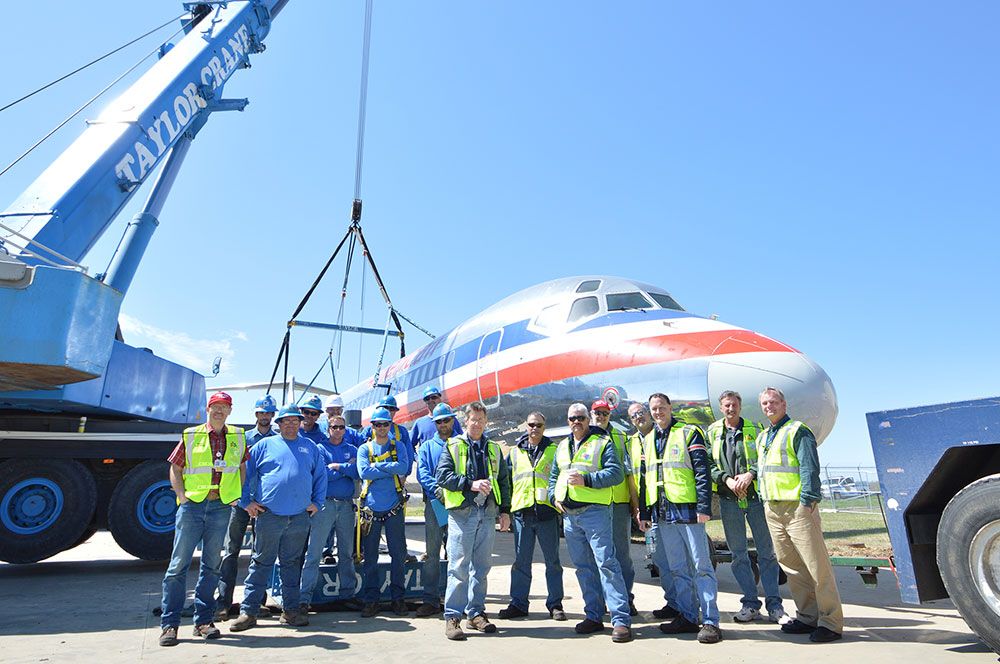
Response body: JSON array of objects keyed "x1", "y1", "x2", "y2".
[{"x1": 819, "y1": 466, "x2": 882, "y2": 513}]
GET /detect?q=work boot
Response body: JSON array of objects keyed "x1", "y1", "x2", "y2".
[
  {"x1": 549, "y1": 607, "x2": 567, "y2": 621},
  {"x1": 158, "y1": 626, "x2": 178, "y2": 647},
  {"x1": 415, "y1": 602, "x2": 441, "y2": 618},
  {"x1": 214, "y1": 606, "x2": 230, "y2": 623},
  {"x1": 280, "y1": 609, "x2": 309, "y2": 626},
  {"x1": 193, "y1": 623, "x2": 221, "y2": 639},
  {"x1": 391, "y1": 599, "x2": 409, "y2": 616},
  {"x1": 498, "y1": 604, "x2": 529, "y2": 619},
  {"x1": 445, "y1": 618, "x2": 467, "y2": 641},
  {"x1": 611, "y1": 625, "x2": 634, "y2": 643},
  {"x1": 652, "y1": 603, "x2": 679, "y2": 620},
  {"x1": 698, "y1": 623, "x2": 722, "y2": 644},
  {"x1": 629, "y1": 600, "x2": 638, "y2": 617},
  {"x1": 467, "y1": 613, "x2": 497, "y2": 633},
  {"x1": 361, "y1": 602, "x2": 380, "y2": 618},
  {"x1": 659, "y1": 615, "x2": 700, "y2": 634},
  {"x1": 575, "y1": 618, "x2": 605, "y2": 634},
  {"x1": 229, "y1": 613, "x2": 257, "y2": 632},
  {"x1": 340, "y1": 597, "x2": 364, "y2": 611}
]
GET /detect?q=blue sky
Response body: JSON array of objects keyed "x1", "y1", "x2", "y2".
[{"x1": 1, "y1": 1, "x2": 997, "y2": 466}]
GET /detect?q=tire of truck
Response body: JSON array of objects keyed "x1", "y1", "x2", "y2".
[
  {"x1": 937, "y1": 473, "x2": 1000, "y2": 654},
  {"x1": 107, "y1": 460, "x2": 177, "y2": 561},
  {"x1": 0, "y1": 458, "x2": 98, "y2": 564}
]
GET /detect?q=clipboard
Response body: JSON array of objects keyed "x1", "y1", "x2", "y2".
[{"x1": 430, "y1": 497, "x2": 449, "y2": 527}]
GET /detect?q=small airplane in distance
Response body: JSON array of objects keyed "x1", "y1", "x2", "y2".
[{"x1": 339, "y1": 275, "x2": 838, "y2": 444}]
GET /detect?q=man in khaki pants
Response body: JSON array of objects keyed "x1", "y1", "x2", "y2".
[{"x1": 756, "y1": 387, "x2": 843, "y2": 643}]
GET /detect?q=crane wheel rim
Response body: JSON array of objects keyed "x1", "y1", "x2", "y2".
[
  {"x1": 969, "y1": 519, "x2": 1000, "y2": 618},
  {"x1": 0, "y1": 478, "x2": 65, "y2": 535},
  {"x1": 136, "y1": 480, "x2": 177, "y2": 534}
]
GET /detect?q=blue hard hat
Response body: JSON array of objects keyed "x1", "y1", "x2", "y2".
[
  {"x1": 378, "y1": 395, "x2": 398, "y2": 410},
  {"x1": 301, "y1": 395, "x2": 323, "y2": 412},
  {"x1": 422, "y1": 386, "x2": 442, "y2": 399},
  {"x1": 370, "y1": 407, "x2": 393, "y2": 423},
  {"x1": 275, "y1": 403, "x2": 304, "y2": 421},
  {"x1": 254, "y1": 395, "x2": 277, "y2": 414},
  {"x1": 431, "y1": 403, "x2": 457, "y2": 421}
]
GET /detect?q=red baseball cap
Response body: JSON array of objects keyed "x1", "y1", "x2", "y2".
[
  {"x1": 207, "y1": 391, "x2": 233, "y2": 408},
  {"x1": 591, "y1": 399, "x2": 611, "y2": 412}
]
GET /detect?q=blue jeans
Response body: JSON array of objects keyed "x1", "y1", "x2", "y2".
[
  {"x1": 301, "y1": 498, "x2": 358, "y2": 605},
  {"x1": 650, "y1": 523, "x2": 678, "y2": 607},
  {"x1": 563, "y1": 505, "x2": 630, "y2": 627},
  {"x1": 360, "y1": 508, "x2": 406, "y2": 602},
  {"x1": 240, "y1": 510, "x2": 311, "y2": 615},
  {"x1": 216, "y1": 505, "x2": 251, "y2": 609},
  {"x1": 719, "y1": 497, "x2": 783, "y2": 612},
  {"x1": 658, "y1": 521, "x2": 719, "y2": 625},
  {"x1": 444, "y1": 504, "x2": 497, "y2": 620},
  {"x1": 509, "y1": 513, "x2": 563, "y2": 612},
  {"x1": 612, "y1": 502, "x2": 635, "y2": 597},
  {"x1": 160, "y1": 499, "x2": 231, "y2": 629},
  {"x1": 423, "y1": 499, "x2": 446, "y2": 604}
]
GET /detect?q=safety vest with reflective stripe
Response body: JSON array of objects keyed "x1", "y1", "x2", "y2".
[
  {"x1": 608, "y1": 427, "x2": 632, "y2": 504},
  {"x1": 554, "y1": 433, "x2": 612, "y2": 505},
  {"x1": 627, "y1": 431, "x2": 645, "y2": 477},
  {"x1": 182, "y1": 424, "x2": 246, "y2": 504},
  {"x1": 441, "y1": 436, "x2": 503, "y2": 509},
  {"x1": 643, "y1": 422, "x2": 700, "y2": 505},
  {"x1": 755, "y1": 420, "x2": 808, "y2": 501},
  {"x1": 509, "y1": 444, "x2": 557, "y2": 512},
  {"x1": 706, "y1": 418, "x2": 761, "y2": 493}
]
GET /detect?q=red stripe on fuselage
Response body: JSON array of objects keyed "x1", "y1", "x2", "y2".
[{"x1": 390, "y1": 329, "x2": 793, "y2": 423}]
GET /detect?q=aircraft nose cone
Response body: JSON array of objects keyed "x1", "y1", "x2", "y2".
[{"x1": 707, "y1": 351, "x2": 838, "y2": 443}]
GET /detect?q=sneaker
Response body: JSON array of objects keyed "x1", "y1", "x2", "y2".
[
  {"x1": 391, "y1": 599, "x2": 409, "y2": 616},
  {"x1": 652, "y1": 603, "x2": 680, "y2": 620},
  {"x1": 781, "y1": 618, "x2": 816, "y2": 634},
  {"x1": 768, "y1": 607, "x2": 790, "y2": 624},
  {"x1": 445, "y1": 618, "x2": 467, "y2": 641},
  {"x1": 733, "y1": 606, "x2": 760, "y2": 623},
  {"x1": 158, "y1": 626, "x2": 178, "y2": 647},
  {"x1": 659, "y1": 615, "x2": 700, "y2": 634},
  {"x1": 698, "y1": 623, "x2": 722, "y2": 644},
  {"x1": 498, "y1": 605, "x2": 529, "y2": 619},
  {"x1": 280, "y1": 610, "x2": 308, "y2": 627},
  {"x1": 361, "y1": 602, "x2": 380, "y2": 618},
  {"x1": 809, "y1": 626, "x2": 843, "y2": 643},
  {"x1": 467, "y1": 613, "x2": 497, "y2": 633},
  {"x1": 550, "y1": 607, "x2": 568, "y2": 621},
  {"x1": 611, "y1": 625, "x2": 634, "y2": 643},
  {"x1": 214, "y1": 606, "x2": 230, "y2": 623},
  {"x1": 229, "y1": 613, "x2": 257, "y2": 632},
  {"x1": 193, "y1": 623, "x2": 221, "y2": 639},
  {"x1": 415, "y1": 602, "x2": 441, "y2": 618},
  {"x1": 575, "y1": 618, "x2": 605, "y2": 634}
]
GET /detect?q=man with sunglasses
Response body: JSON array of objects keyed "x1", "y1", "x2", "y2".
[
  {"x1": 499, "y1": 411, "x2": 566, "y2": 621},
  {"x1": 591, "y1": 399, "x2": 639, "y2": 616},
  {"x1": 414, "y1": 402, "x2": 460, "y2": 617},
  {"x1": 325, "y1": 394, "x2": 365, "y2": 446},
  {"x1": 298, "y1": 395, "x2": 330, "y2": 447},
  {"x1": 410, "y1": 386, "x2": 463, "y2": 452},
  {"x1": 299, "y1": 415, "x2": 361, "y2": 613},
  {"x1": 357, "y1": 407, "x2": 413, "y2": 618},
  {"x1": 361, "y1": 395, "x2": 414, "y2": 471},
  {"x1": 549, "y1": 403, "x2": 632, "y2": 643}
]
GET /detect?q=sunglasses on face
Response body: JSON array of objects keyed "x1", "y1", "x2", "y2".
[
  {"x1": 593, "y1": 410, "x2": 610, "y2": 417},
  {"x1": 373, "y1": 422, "x2": 391, "y2": 428},
  {"x1": 302, "y1": 410, "x2": 320, "y2": 416},
  {"x1": 568, "y1": 415, "x2": 588, "y2": 422},
  {"x1": 424, "y1": 395, "x2": 441, "y2": 402},
  {"x1": 329, "y1": 425, "x2": 346, "y2": 430},
  {"x1": 435, "y1": 417, "x2": 454, "y2": 424},
  {"x1": 526, "y1": 422, "x2": 544, "y2": 428}
]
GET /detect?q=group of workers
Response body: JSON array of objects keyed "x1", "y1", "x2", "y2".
[{"x1": 158, "y1": 384, "x2": 844, "y2": 648}]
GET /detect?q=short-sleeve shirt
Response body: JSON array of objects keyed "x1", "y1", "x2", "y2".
[{"x1": 168, "y1": 424, "x2": 250, "y2": 487}]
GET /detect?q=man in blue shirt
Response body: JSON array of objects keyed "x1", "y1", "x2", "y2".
[
  {"x1": 414, "y1": 402, "x2": 458, "y2": 617},
  {"x1": 300, "y1": 414, "x2": 361, "y2": 612},
  {"x1": 357, "y1": 407, "x2": 413, "y2": 618},
  {"x1": 361, "y1": 395, "x2": 413, "y2": 469},
  {"x1": 215, "y1": 395, "x2": 276, "y2": 623},
  {"x1": 230, "y1": 404, "x2": 327, "y2": 633},
  {"x1": 409, "y1": 386, "x2": 463, "y2": 451},
  {"x1": 326, "y1": 394, "x2": 365, "y2": 447},
  {"x1": 299, "y1": 395, "x2": 329, "y2": 446}
]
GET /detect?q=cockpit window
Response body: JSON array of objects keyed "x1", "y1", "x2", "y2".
[
  {"x1": 607, "y1": 292, "x2": 652, "y2": 311},
  {"x1": 575, "y1": 280, "x2": 602, "y2": 293},
  {"x1": 648, "y1": 292, "x2": 684, "y2": 311},
  {"x1": 534, "y1": 303, "x2": 563, "y2": 329},
  {"x1": 567, "y1": 296, "x2": 600, "y2": 323}
]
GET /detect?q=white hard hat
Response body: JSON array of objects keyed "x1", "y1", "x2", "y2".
[{"x1": 324, "y1": 394, "x2": 344, "y2": 409}]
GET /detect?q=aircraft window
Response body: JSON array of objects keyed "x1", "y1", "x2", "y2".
[
  {"x1": 648, "y1": 292, "x2": 684, "y2": 311},
  {"x1": 534, "y1": 303, "x2": 563, "y2": 329},
  {"x1": 607, "y1": 292, "x2": 652, "y2": 311},
  {"x1": 567, "y1": 296, "x2": 600, "y2": 323},
  {"x1": 575, "y1": 280, "x2": 602, "y2": 293}
]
